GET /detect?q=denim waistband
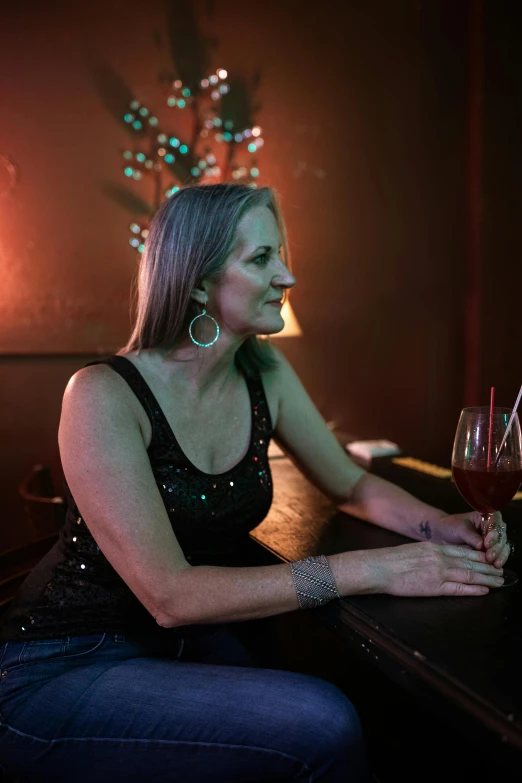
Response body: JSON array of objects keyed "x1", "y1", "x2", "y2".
[{"x1": 0, "y1": 631, "x2": 184, "y2": 675}]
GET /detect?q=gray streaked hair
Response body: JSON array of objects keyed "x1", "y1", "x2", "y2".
[{"x1": 122, "y1": 182, "x2": 291, "y2": 376}]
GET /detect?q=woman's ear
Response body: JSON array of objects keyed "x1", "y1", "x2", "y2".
[{"x1": 190, "y1": 282, "x2": 210, "y2": 307}]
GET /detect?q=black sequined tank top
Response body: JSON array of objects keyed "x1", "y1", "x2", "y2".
[{"x1": 0, "y1": 355, "x2": 274, "y2": 642}]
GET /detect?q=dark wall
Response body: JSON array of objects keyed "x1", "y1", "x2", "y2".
[
  {"x1": 0, "y1": 0, "x2": 485, "y2": 549},
  {"x1": 480, "y1": 0, "x2": 522, "y2": 407}
]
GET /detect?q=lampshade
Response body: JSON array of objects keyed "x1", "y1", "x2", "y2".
[{"x1": 272, "y1": 300, "x2": 302, "y2": 338}]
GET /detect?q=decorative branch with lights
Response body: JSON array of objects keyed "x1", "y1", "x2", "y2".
[{"x1": 120, "y1": 68, "x2": 264, "y2": 253}]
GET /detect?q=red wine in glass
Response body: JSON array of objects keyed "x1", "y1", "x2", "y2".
[{"x1": 452, "y1": 407, "x2": 522, "y2": 587}]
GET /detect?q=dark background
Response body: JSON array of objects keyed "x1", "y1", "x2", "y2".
[{"x1": 1, "y1": 0, "x2": 521, "y2": 550}]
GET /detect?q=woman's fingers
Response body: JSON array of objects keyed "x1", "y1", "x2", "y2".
[
  {"x1": 470, "y1": 511, "x2": 510, "y2": 566},
  {"x1": 446, "y1": 568, "x2": 504, "y2": 588},
  {"x1": 492, "y1": 541, "x2": 512, "y2": 569},
  {"x1": 484, "y1": 513, "x2": 507, "y2": 550},
  {"x1": 442, "y1": 539, "x2": 509, "y2": 568},
  {"x1": 441, "y1": 544, "x2": 488, "y2": 561},
  {"x1": 485, "y1": 527, "x2": 508, "y2": 562},
  {"x1": 438, "y1": 544, "x2": 505, "y2": 585},
  {"x1": 485, "y1": 528, "x2": 505, "y2": 550},
  {"x1": 450, "y1": 558, "x2": 503, "y2": 577},
  {"x1": 441, "y1": 583, "x2": 490, "y2": 597},
  {"x1": 446, "y1": 559, "x2": 504, "y2": 588}
]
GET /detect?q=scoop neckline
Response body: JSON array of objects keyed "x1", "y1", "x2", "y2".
[{"x1": 110, "y1": 354, "x2": 256, "y2": 478}]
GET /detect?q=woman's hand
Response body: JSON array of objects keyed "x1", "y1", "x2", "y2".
[
  {"x1": 367, "y1": 541, "x2": 504, "y2": 597},
  {"x1": 429, "y1": 511, "x2": 510, "y2": 569}
]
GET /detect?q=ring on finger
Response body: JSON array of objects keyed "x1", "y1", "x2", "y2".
[{"x1": 507, "y1": 539, "x2": 515, "y2": 557}]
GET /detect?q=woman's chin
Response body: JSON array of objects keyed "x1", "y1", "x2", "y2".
[
  {"x1": 248, "y1": 312, "x2": 285, "y2": 337},
  {"x1": 258, "y1": 322, "x2": 285, "y2": 337}
]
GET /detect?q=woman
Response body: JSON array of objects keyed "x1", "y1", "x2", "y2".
[{"x1": 0, "y1": 183, "x2": 508, "y2": 782}]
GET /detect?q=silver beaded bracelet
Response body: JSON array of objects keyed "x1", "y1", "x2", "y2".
[{"x1": 290, "y1": 554, "x2": 341, "y2": 610}]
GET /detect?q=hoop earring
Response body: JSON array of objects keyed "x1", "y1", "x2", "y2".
[{"x1": 189, "y1": 307, "x2": 220, "y2": 348}]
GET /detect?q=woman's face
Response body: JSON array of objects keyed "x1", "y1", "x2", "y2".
[{"x1": 210, "y1": 205, "x2": 296, "y2": 337}]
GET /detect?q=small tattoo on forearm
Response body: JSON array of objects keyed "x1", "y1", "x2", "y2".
[{"x1": 419, "y1": 520, "x2": 432, "y2": 539}]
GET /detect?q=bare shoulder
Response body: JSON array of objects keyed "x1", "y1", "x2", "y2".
[
  {"x1": 64, "y1": 363, "x2": 121, "y2": 399},
  {"x1": 60, "y1": 363, "x2": 147, "y2": 444},
  {"x1": 63, "y1": 362, "x2": 138, "y2": 407}
]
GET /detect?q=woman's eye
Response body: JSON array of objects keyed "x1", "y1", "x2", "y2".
[{"x1": 253, "y1": 253, "x2": 269, "y2": 265}]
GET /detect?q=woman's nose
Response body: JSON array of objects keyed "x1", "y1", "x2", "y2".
[{"x1": 274, "y1": 263, "x2": 296, "y2": 289}]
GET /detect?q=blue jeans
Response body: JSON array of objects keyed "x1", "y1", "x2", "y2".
[{"x1": 0, "y1": 624, "x2": 368, "y2": 782}]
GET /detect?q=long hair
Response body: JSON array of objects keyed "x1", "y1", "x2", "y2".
[{"x1": 122, "y1": 183, "x2": 291, "y2": 376}]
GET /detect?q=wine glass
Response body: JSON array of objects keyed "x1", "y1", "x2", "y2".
[{"x1": 452, "y1": 407, "x2": 522, "y2": 587}]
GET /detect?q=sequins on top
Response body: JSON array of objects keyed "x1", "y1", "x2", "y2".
[{"x1": 0, "y1": 355, "x2": 274, "y2": 642}]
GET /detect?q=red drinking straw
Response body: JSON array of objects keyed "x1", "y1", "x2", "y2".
[{"x1": 487, "y1": 386, "x2": 495, "y2": 470}]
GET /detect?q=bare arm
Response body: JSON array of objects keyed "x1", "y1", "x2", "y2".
[
  {"x1": 156, "y1": 553, "x2": 373, "y2": 626},
  {"x1": 268, "y1": 347, "x2": 447, "y2": 540},
  {"x1": 338, "y1": 473, "x2": 446, "y2": 541}
]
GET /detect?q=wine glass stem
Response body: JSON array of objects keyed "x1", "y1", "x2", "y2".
[{"x1": 481, "y1": 513, "x2": 492, "y2": 549}]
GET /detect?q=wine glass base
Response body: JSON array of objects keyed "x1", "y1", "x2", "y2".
[{"x1": 501, "y1": 568, "x2": 518, "y2": 587}]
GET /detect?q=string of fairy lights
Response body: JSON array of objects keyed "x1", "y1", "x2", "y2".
[{"x1": 120, "y1": 68, "x2": 264, "y2": 253}]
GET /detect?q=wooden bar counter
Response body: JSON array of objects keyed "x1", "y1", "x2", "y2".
[{"x1": 249, "y1": 455, "x2": 522, "y2": 783}]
